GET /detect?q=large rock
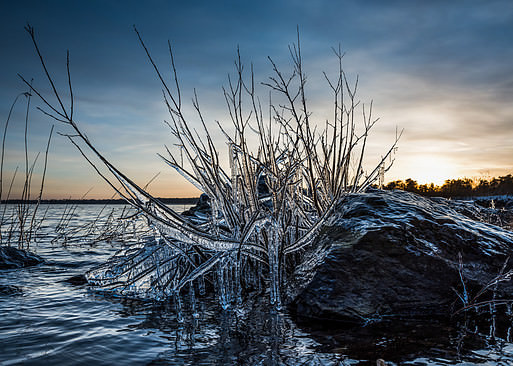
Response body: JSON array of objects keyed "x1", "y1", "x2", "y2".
[
  {"x1": 181, "y1": 193, "x2": 211, "y2": 217},
  {"x1": 287, "y1": 189, "x2": 513, "y2": 323},
  {"x1": 0, "y1": 246, "x2": 43, "y2": 270}
]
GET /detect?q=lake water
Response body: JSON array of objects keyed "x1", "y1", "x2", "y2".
[{"x1": 1, "y1": 204, "x2": 513, "y2": 365}]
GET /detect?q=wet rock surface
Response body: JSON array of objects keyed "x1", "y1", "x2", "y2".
[
  {"x1": 0, "y1": 246, "x2": 43, "y2": 270},
  {"x1": 288, "y1": 189, "x2": 513, "y2": 324}
]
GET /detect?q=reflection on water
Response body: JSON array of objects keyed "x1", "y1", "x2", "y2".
[{"x1": 1, "y1": 205, "x2": 513, "y2": 365}]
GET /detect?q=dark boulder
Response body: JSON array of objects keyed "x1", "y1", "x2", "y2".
[
  {"x1": 287, "y1": 189, "x2": 513, "y2": 324},
  {"x1": 182, "y1": 177, "x2": 272, "y2": 219},
  {"x1": 257, "y1": 175, "x2": 270, "y2": 197},
  {"x1": 0, "y1": 246, "x2": 43, "y2": 270},
  {"x1": 181, "y1": 193, "x2": 211, "y2": 217}
]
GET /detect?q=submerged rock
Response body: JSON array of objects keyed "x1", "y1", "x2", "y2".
[
  {"x1": 64, "y1": 274, "x2": 88, "y2": 286},
  {"x1": 0, "y1": 284, "x2": 22, "y2": 296},
  {"x1": 0, "y1": 246, "x2": 43, "y2": 270},
  {"x1": 287, "y1": 189, "x2": 513, "y2": 324}
]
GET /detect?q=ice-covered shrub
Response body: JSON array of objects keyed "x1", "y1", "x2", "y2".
[{"x1": 22, "y1": 25, "x2": 400, "y2": 308}]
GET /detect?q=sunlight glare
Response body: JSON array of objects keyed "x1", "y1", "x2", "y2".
[{"x1": 407, "y1": 156, "x2": 457, "y2": 186}]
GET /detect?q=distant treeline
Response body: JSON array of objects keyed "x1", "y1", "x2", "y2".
[
  {"x1": 384, "y1": 174, "x2": 513, "y2": 198},
  {"x1": 2, "y1": 197, "x2": 199, "y2": 205}
]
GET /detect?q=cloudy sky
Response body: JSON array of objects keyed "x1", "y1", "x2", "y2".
[{"x1": 1, "y1": 0, "x2": 512, "y2": 199}]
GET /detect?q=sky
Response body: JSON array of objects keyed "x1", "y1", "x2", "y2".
[{"x1": 1, "y1": 0, "x2": 512, "y2": 199}]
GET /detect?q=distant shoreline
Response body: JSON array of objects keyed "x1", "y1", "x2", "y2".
[{"x1": 1, "y1": 197, "x2": 199, "y2": 205}]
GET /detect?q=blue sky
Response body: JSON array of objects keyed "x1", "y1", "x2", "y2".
[{"x1": 1, "y1": 0, "x2": 512, "y2": 198}]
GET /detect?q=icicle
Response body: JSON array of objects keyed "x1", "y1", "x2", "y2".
[
  {"x1": 217, "y1": 261, "x2": 229, "y2": 309},
  {"x1": 225, "y1": 257, "x2": 234, "y2": 306},
  {"x1": 269, "y1": 221, "x2": 282, "y2": 309},
  {"x1": 257, "y1": 260, "x2": 263, "y2": 293},
  {"x1": 490, "y1": 315, "x2": 496, "y2": 340},
  {"x1": 173, "y1": 291, "x2": 184, "y2": 323},
  {"x1": 190, "y1": 283, "x2": 199, "y2": 319},
  {"x1": 234, "y1": 254, "x2": 242, "y2": 306},
  {"x1": 211, "y1": 198, "x2": 219, "y2": 236},
  {"x1": 227, "y1": 257, "x2": 234, "y2": 305},
  {"x1": 198, "y1": 275, "x2": 206, "y2": 296}
]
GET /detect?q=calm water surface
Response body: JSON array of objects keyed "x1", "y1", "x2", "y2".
[{"x1": 1, "y1": 205, "x2": 513, "y2": 365}]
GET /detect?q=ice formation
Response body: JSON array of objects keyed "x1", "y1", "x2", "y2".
[{"x1": 24, "y1": 25, "x2": 400, "y2": 308}]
